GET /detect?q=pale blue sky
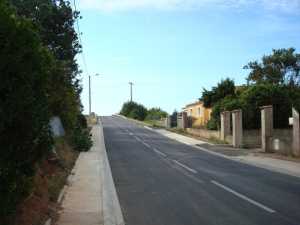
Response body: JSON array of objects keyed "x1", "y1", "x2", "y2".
[{"x1": 76, "y1": 0, "x2": 300, "y2": 115}]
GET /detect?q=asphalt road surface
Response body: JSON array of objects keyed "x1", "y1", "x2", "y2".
[{"x1": 102, "y1": 116, "x2": 300, "y2": 225}]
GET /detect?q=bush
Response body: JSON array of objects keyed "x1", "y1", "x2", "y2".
[
  {"x1": 71, "y1": 126, "x2": 93, "y2": 152},
  {"x1": 0, "y1": 2, "x2": 53, "y2": 216},
  {"x1": 146, "y1": 108, "x2": 168, "y2": 121},
  {"x1": 120, "y1": 101, "x2": 148, "y2": 121}
]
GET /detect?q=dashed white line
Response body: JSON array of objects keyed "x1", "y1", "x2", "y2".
[
  {"x1": 142, "y1": 142, "x2": 151, "y2": 148},
  {"x1": 173, "y1": 160, "x2": 197, "y2": 174},
  {"x1": 134, "y1": 136, "x2": 141, "y2": 142},
  {"x1": 153, "y1": 149, "x2": 167, "y2": 157},
  {"x1": 211, "y1": 180, "x2": 276, "y2": 213}
]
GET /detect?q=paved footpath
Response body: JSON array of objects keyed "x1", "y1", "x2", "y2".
[{"x1": 56, "y1": 124, "x2": 124, "y2": 225}]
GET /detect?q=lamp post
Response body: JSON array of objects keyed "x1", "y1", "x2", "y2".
[
  {"x1": 129, "y1": 81, "x2": 133, "y2": 102},
  {"x1": 89, "y1": 73, "x2": 100, "y2": 115}
]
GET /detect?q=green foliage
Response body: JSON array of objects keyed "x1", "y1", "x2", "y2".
[
  {"x1": 71, "y1": 126, "x2": 93, "y2": 152},
  {"x1": 146, "y1": 107, "x2": 168, "y2": 120},
  {"x1": 0, "y1": 0, "x2": 88, "y2": 219},
  {"x1": 120, "y1": 101, "x2": 148, "y2": 121},
  {"x1": 10, "y1": 0, "x2": 83, "y2": 130},
  {"x1": 205, "y1": 48, "x2": 300, "y2": 130},
  {"x1": 240, "y1": 84, "x2": 293, "y2": 129},
  {"x1": 0, "y1": 1, "x2": 53, "y2": 216},
  {"x1": 244, "y1": 48, "x2": 300, "y2": 86},
  {"x1": 202, "y1": 78, "x2": 235, "y2": 108}
]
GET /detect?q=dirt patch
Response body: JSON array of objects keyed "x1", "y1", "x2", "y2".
[{"x1": 12, "y1": 138, "x2": 79, "y2": 225}]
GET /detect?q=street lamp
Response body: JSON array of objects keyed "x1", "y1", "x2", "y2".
[
  {"x1": 89, "y1": 73, "x2": 100, "y2": 115},
  {"x1": 129, "y1": 81, "x2": 134, "y2": 102}
]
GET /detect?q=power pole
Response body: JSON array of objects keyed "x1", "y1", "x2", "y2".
[
  {"x1": 89, "y1": 75, "x2": 91, "y2": 115},
  {"x1": 89, "y1": 73, "x2": 100, "y2": 115},
  {"x1": 129, "y1": 82, "x2": 133, "y2": 102}
]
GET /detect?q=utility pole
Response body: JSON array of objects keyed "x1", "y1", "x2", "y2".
[
  {"x1": 89, "y1": 73, "x2": 100, "y2": 115},
  {"x1": 129, "y1": 82, "x2": 133, "y2": 102},
  {"x1": 89, "y1": 75, "x2": 91, "y2": 115}
]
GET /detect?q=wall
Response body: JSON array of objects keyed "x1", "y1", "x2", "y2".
[
  {"x1": 243, "y1": 129, "x2": 261, "y2": 148},
  {"x1": 185, "y1": 127, "x2": 292, "y2": 154},
  {"x1": 186, "y1": 128, "x2": 220, "y2": 140},
  {"x1": 272, "y1": 129, "x2": 293, "y2": 154}
]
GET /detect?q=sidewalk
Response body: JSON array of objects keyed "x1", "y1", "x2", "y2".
[
  {"x1": 152, "y1": 127, "x2": 300, "y2": 178},
  {"x1": 56, "y1": 124, "x2": 124, "y2": 225}
]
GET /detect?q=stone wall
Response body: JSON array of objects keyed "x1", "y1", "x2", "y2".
[
  {"x1": 186, "y1": 128, "x2": 220, "y2": 140},
  {"x1": 272, "y1": 129, "x2": 293, "y2": 154}
]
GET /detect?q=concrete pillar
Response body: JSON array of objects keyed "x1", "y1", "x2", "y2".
[
  {"x1": 182, "y1": 112, "x2": 188, "y2": 129},
  {"x1": 232, "y1": 109, "x2": 243, "y2": 148},
  {"x1": 177, "y1": 113, "x2": 183, "y2": 129},
  {"x1": 292, "y1": 108, "x2": 300, "y2": 157},
  {"x1": 260, "y1": 105, "x2": 273, "y2": 153},
  {"x1": 165, "y1": 116, "x2": 172, "y2": 129},
  {"x1": 221, "y1": 111, "x2": 231, "y2": 141}
]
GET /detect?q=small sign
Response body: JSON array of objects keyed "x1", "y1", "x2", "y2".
[{"x1": 289, "y1": 117, "x2": 293, "y2": 125}]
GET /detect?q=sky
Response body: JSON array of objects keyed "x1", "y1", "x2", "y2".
[{"x1": 76, "y1": 0, "x2": 300, "y2": 115}]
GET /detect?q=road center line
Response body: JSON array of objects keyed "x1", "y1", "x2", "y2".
[
  {"x1": 173, "y1": 160, "x2": 197, "y2": 174},
  {"x1": 153, "y1": 148, "x2": 167, "y2": 157},
  {"x1": 211, "y1": 180, "x2": 276, "y2": 213}
]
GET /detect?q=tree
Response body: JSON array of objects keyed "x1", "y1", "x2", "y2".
[
  {"x1": 146, "y1": 108, "x2": 168, "y2": 120},
  {"x1": 0, "y1": 1, "x2": 53, "y2": 216},
  {"x1": 202, "y1": 78, "x2": 235, "y2": 108},
  {"x1": 244, "y1": 48, "x2": 300, "y2": 86},
  {"x1": 10, "y1": 0, "x2": 83, "y2": 130},
  {"x1": 120, "y1": 101, "x2": 148, "y2": 121}
]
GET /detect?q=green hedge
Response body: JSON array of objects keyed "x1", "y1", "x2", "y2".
[{"x1": 0, "y1": 2, "x2": 53, "y2": 216}]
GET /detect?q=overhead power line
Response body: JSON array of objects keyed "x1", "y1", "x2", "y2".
[{"x1": 73, "y1": 0, "x2": 90, "y2": 77}]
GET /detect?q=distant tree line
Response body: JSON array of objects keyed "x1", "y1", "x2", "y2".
[
  {"x1": 120, "y1": 101, "x2": 168, "y2": 121},
  {"x1": 0, "y1": 0, "x2": 91, "y2": 219},
  {"x1": 202, "y1": 48, "x2": 300, "y2": 130}
]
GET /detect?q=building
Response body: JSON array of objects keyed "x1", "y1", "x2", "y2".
[{"x1": 182, "y1": 100, "x2": 212, "y2": 127}]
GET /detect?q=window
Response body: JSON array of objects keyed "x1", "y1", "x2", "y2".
[{"x1": 198, "y1": 107, "x2": 201, "y2": 116}]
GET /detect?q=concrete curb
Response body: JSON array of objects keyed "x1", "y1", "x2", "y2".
[{"x1": 99, "y1": 118, "x2": 125, "y2": 225}]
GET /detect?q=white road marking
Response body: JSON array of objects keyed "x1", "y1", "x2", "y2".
[
  {"x1": 142, "y1": 142, "x2": 151, "y2": 148},
  {"x1": 144, "y1": 126, "x2": 153, "y2": 130},
  {"x1": 134, "y1": 136, "x2": 141, "y2": 142},
  {"x1": 173, "y1": 160, "x2": 197, "y2": 174},
  {"x1": 153, "y1": 148, "x2": 167, "y2": 157},
  {"x1": 211, "y1": 180, "x2": 276, "y2": 213}
]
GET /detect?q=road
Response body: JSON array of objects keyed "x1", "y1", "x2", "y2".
[{"x1": 102, "y1": 116, "x2": 300, "y2": 225}]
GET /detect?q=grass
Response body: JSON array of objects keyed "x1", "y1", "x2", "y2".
[{"x1": 47, "y1": 137, "x2": 79, "y2": 202}]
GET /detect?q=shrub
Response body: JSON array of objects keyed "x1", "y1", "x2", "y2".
[
  {"x1": 146, "y1": 108, "x2": 168, "y2": 121},
  {"x1": 71, "y1": 126, "x2": 93, "y2": 152},
  {"x1": 120, "y1": 101, "x2": 148, "y2": 121},
  {"x1": 0, "y1": 2, "x2": 53, "y2": 216}
]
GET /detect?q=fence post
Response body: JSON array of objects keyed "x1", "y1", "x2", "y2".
[
  {"x1": 165, "y1": 116, "x2": 172, "y2": 129},
  {"x1": 232, "y1": 109, "x2": 243, "y2": 148},
  {"x1": 182, "y1": 112, "x2": 188, "y2": 129},
  {"x1": 260, "y1": 105, "x2": 273, "y2": 153},
  {"x1": 221, "y1": 111, "x2": 231, "y2": 141},
  {"x1": 292, "y1": 108, "x2": 300, "y2": 157}
]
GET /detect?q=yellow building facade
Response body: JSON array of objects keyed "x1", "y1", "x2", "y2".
[{"x1": 183, "y1": 101, "x2": 212, "y2": 128}]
